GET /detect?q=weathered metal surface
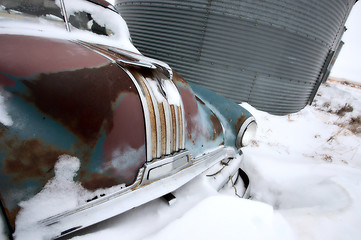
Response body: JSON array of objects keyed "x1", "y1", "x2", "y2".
[
  {"x1": 0, "y1": 35, "x2": 109, "y2": 78},
  {"x1": 0, "y1": 1, "x2": 256, "y2": 237},
  {"x1": 189, "y1": 82, "x2": 253, "y2": 148},
  {"x1": 116, "y1": 0, "x2": 355, "y2": 115},
  {"x1": 172, "y1": 71, "x2": 224, "y2": 157},
  {"x1": 0, "y1": 35, "x2": 146, "y2": 229},
  {"x1": 80, "y1": 42, "x2": 187, "y2": 160}
]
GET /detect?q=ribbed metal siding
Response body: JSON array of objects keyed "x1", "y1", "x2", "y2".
[{"x1": 115, "y1": 0, "x2": 355, "y2": 115}]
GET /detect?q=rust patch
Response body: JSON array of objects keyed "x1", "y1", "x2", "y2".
[
  {"x1": 235, "y1": 115, "x2": 247, "y2": 132},
  {"x1": 0, "y1": 194, "x2": 14, "y2": 232},
  {"x1": 209, "y1": 113, "x2": 223, "y2": 140},
  {"x1": 81, "y1": 173, "x2": 121, "y2": 190},
  {"x1": 3, "y1": 137, "x2": 70, "y2": 182},
  {"x1": 0, "y1": 125, "x2": 6, "y2": 138},
  {"x1": 172, "y1": 70, "x2": 189, "y2": 86},
  {"x1": 7, "y1": 206, "x2": 19, "y2": 231},
  {"x1": 195, "y1": 96, "x2": 206, "y2": 105},
  {"x1": 21, "y1": 63, "x2": 135, "y2": 147}
]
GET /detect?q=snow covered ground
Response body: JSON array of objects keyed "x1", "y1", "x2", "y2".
[{"x1": 58, "y1": 80, "x2": 361, "y2": 240}]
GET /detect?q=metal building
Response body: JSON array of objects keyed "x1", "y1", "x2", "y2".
[{"x1": 115, "y1": 0, "x2": 356, "y2": 115}]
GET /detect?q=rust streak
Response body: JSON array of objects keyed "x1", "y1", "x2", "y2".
[
  {"x1": 81, "y1": 173, "x2": 121, "y2": 190},
  {"x1": 158, "y1": 103, "x2": 166, "y2": 155},
  {"x1": 132, "y1": 71, "x2": 157, "y2": 159},
  {"x1": 209, "y1": 113, "x2": 223, "y2": 140},
  {"x1": 170, "y1": 105, "x2": 177, "y2": 152},
  {"x1": 21, "y1": 63, "x2": 136, "y2": 147},
  {"x1": 235, "y1": 115, "x2": 247, "y2": 132},
  {"x1": 172, "y1": 70, "x2": 189, "y2": 86},
  {"x1": 3, "y1": 137, "x2": 70, "y2": 182}
]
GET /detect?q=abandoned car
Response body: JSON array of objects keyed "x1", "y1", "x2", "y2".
[{"x1": 0, "y1": 0, "x2": 257, "y2": 238}]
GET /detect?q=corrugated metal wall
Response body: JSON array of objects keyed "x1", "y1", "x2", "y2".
[{"x1": 115, "y1": 0, "x2": 355, "y2": 115}]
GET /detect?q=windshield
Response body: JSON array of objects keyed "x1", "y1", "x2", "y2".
[
  {"x1": 0, "y1": 0, "x2": 64, "y2": 24},
  {"x1": 64, "y1": 0, "x2": 117, "y2": 36},
  {"x1": 0, "y1": 0, "x2": 123, "y2": 37},
  {"x1": 0, "y1": 0, "x2": 138, "y2": 52}
]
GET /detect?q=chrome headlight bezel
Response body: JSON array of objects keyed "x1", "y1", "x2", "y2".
[{"x1": 236, "y1": 117, "x2": 257, "y2": 148}]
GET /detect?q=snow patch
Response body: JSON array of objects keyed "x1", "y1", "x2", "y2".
[
  {"x1": 0, "y1": 92, "x2": 13, "y2": 126},
  {"x1": 144, "y1": 196, "x2": 295, "y2": 240},
  {"x1": 147, "y1": 79, "x2": 181, "y2": 106},
  {"x1": 13, "y1": 155, "x2": 89, "y2": 239}
]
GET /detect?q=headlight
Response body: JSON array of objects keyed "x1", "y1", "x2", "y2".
[{"x1": 236, "y1": 117, "x2": 257, "y2": 148}]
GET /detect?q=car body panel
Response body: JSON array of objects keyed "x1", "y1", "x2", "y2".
[
  {"x1": 189, "y1": 82, "x2": 254, "y2": 147},
  {"x1": 0, "y1": 35, "x2": 147, "y2": 229},
  {"x1": 0, "y1": 0, "x2": 256, "y2": 238}
]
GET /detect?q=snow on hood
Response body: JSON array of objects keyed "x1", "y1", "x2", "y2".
[{"x1": 0, "y1": 0, "x2": 139, "y2": 53}]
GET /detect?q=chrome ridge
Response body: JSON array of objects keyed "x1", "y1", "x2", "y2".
[{"x1": 116, "y1": 59, "x2": 156, "y2": 69}]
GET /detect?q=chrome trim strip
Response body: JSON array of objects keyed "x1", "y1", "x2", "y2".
[
  {"x1": 38, "y1": 147, "x2": 237, "y2": 239},
  {"x1": 142, "y1": 78, "x2": 162, "y2": 158},
  {"x1": 169, "y1": 79, "x2": 185, "y2": 149},
  {"x1": 116, "y1": 59, "x2": 156, "y2": 69},
  {"x1": 141, "y1": 150, "x2": 191, "y2": 184},
  {"x1": 168, "y1": 103, "x2": 174, "y2": 153},
  {"x1": 174, "y1": 105, "x2": 179, "y2": 151},
  {"x1": 74, "y1": 41, "x2": 116, "y2": 63},
  {"x1": 108, "y1": 47, "x2": 172, "y2": 80}
]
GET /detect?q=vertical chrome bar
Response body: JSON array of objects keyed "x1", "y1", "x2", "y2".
[
  {"x1": 169, "y1": 80, "x2": 186, "y2": 149},
  {"x1": 174, "y1": 105, "x2": 179, "y2": 151},
  {"x1": 143, "y1": 78, "x2": 162, "y2": 158}
]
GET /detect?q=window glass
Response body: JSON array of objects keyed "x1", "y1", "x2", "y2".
[
  {"x1": 64, "y1": 0, "x2": 121, "y2": 36},
  {"x1": 0, "y1": 0, "x2": 64, "y2": 23}
]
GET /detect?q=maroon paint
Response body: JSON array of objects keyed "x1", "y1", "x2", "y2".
[
  {"x1": 102, "y1": 93, "x2": 146, "y2": 184},
  {"x1": 0, "y1": 35, "x2": 109, "y2": 77}
]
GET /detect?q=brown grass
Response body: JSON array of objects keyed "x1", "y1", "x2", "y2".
[{"x1": 336, "y1": 104, "x2": 354, "y2": 117}]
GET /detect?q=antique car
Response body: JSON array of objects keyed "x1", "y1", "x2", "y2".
[{"x1": 0, "y1": 0, "x2": 257, "y2": 238}]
